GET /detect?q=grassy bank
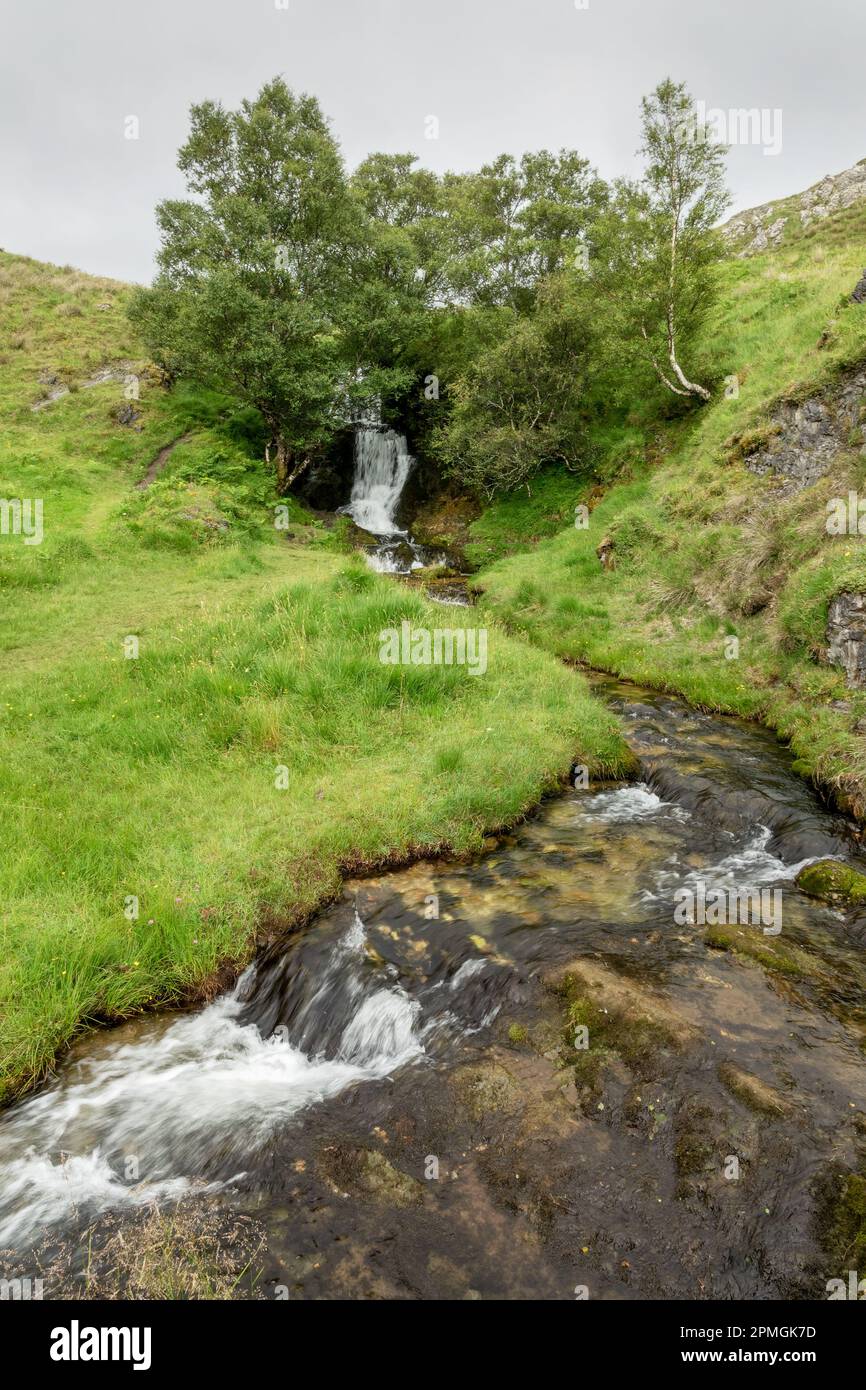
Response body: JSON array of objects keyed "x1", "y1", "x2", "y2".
[
  {"x1": 0, "y1": 563, "x2": 629, "y2": 1102},
  {"x1": 475, "y1": 199, "x2": 866, "y2": 816}
]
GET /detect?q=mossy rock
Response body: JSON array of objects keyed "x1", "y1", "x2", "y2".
[
  {"x1": 796, "y1": 859, "x2": 866, "y2": 906},
  {"x1": 549, "y1": 962, "x2": 690, "y2": 1110},
  {"x1": 705, "y1": 923, "x2": 816, "y2": 979}
]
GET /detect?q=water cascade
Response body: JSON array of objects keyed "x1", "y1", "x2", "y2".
[
  {"x1": 340, "y1": 427, "x2": 414, "y2": 540},
  {"x1": 338, "y1": 426, "x2": 446, "y2": 575}
]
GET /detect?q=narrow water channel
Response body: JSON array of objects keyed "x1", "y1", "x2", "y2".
[{"x1": 1, "y1": 675, "x2": 865, "y2": 1299}]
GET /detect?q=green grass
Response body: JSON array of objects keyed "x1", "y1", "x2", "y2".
[
  {"x1": 476, "y1": 199, "x2": 866, "y2": 815},
  {"x1": 0, "y1": 249, "x2": 631, "y2": 1101},
  {"x1": 0, "y1": 567, "x2": 627, "y2": 1100}
]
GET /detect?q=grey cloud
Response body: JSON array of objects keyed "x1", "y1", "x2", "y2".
[{"x1": 1, "y1": 0, "x2": 863, "y2": 283}]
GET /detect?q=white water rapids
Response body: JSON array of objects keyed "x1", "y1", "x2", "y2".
[{"x1": 0, "y1": 915, "x2": 423, "y2": 1250}]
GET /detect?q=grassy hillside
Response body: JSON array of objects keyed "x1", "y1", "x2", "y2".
[
  {"x1": 476, "y1": 197, "x2": 866, "y2": 814},
  {"x1": 0, "y1": 251, "x2": 630, "y2": 1101}
]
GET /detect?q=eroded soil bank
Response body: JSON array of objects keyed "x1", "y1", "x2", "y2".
[{"x1": 2, "y1": 676, "x2": 865, "y2": 1300}]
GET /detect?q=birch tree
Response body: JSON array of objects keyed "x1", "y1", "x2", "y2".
[{"x1": 595, "y1": 79, "x2": 730, "y2": 403}]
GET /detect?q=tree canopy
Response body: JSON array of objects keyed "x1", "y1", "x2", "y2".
[{"x1": 131, "y1": 75, "x2": 729, "y2": 497}]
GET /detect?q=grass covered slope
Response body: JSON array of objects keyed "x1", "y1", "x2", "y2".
[
  {"x1": 0, "y1": 251, "x2": 631, "y2": 1101},
  {"x1": 0, "y1": 251, "x2": 321, "y2": 675},
  {"x1": 477, "y1": 198, "x2": 866, "y2": 814}
]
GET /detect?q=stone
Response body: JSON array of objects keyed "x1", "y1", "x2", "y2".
[
  {"x1": 852, "y1": 270, "x2": 866, "y2": 305},
  {"x1": 827, "y1": 591, "x2": 866, "y2": 686},
  {"x1": 722, "y1": 157, "x2": 866, "y2": 257},
  {"x1": 797, "y1": 859, "x2": 866, "y2": 905},
  {"x1": 596, "y1": 535, "x2": 615, "y2": 570},
  {"x1": 744, "y1": 368, "x2": 866, "y2": 492}
]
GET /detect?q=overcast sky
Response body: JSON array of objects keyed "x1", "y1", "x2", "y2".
[{"x1": 2, "y1": 0, "x2": 864, "y2": 284}]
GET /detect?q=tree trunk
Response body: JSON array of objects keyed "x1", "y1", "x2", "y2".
[
  {"x1": 666, "y1": 308, "x2": 711, "y2": 401},
  {"x1": 663, "y1": 188, "x2": 711, "y2": 402},
  {"x1": 274, "y1": 437, "x2": 290, "y2": 493},
  {"x1": 271, "y1": 436, "x2": 311, "y2": 494}
]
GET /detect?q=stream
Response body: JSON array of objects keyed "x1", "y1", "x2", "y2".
[{"x1": 1, "y1": 675, "x2": 865, "y2": 1299}]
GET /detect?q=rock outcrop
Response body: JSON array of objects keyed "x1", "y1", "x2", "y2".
[
  {"x1": 722, "y1": 157, "x2": 866, "y2": 257},
  {"x1": 827, "y1": 590, "x2": 866, "y2": 687},
  {"x1": 743, "y1": 369, "x2": 866, "y2": 492}
]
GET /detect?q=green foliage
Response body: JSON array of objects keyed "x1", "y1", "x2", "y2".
[
  {"x1": 435, "y1": 275, "x2": 597, "y2": 496},
  {"x1": 437, "y1": 150, "x2": 607, "y2": 311},
  {"x1": 129, "y1": 79, "x2": 414, "y2": 492},
  {"x1": 474, "y1": 189, "x2": 866, "y2": 810},
  {"x1": 591, "y1": 78, "x2": 730, "y2": 404}
]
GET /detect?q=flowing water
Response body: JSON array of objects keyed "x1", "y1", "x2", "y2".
[
  {"x1": 339, "y1": 427, "x2": 414, "y2": 540},
  {"x1": 2, "y1": 676, "x2": 866, "y2": 1299},
  {"x1": 338, "y1": 426, "x2": 455, "y2": 583}
]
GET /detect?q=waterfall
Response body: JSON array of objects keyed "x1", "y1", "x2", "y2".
[
  {"x1": 339, "y1": 427, "x2": 414, "y2": 537},
  {"x1": 338, "y1": 425, "x2": 454, "y2": 579}
]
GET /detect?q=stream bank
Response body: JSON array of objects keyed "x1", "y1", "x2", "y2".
[{"x1": 2, "y1": 674, "x2": 864, "y2": 1300}]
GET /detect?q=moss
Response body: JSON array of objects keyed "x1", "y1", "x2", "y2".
[
  {"x1": 674, "y1": 1104, "x2": 716, "y2": 1176},
  {"x1": 319, "y1": 1146, "x2": 423, "y2": 1209},
  {"x1": 555, "y1": 969, "x2": 683, "y2": 1109},
  {"x1": 796, "y1": 859, "x2": 866, "y2": 906},
  {"x1": 816, "y1": 1167, "x2": 866, "y2": 1278},
  {"x1": 705, "y1": 923, "x2": 814, "y2": 978},
  {"x1": 507, "y1": 1022, "x2": 529, "y2": 1046},
  {"x1": 674, "y1": 1099, "x2": 719, "y2": 1199},
  {"x1": 452, "y1": 1061, "x2": 523, "y2": 1122}
]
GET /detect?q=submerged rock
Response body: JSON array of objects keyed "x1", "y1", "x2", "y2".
[{"x1": 718, "y1": 1062, "x2": 791, "y2": 1117}]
